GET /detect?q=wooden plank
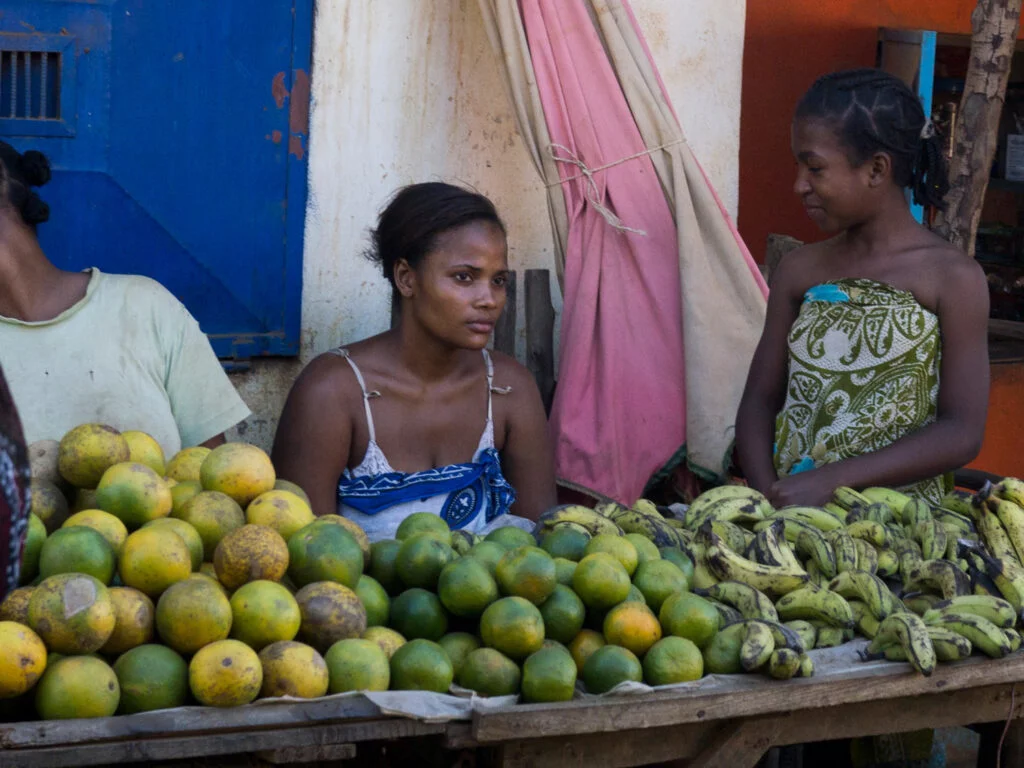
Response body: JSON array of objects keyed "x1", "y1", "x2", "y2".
[
  {"x1": 494, "y1": 270, "x2": 517, "y2": 357},
  {"x1": 685, "y1": 719, "x2": 774, "y2": 768},
  {"x1": 492, "y1": 721, "x2": 718, "y2": 768},
  {"x1": 0, "y1": 697, "x2": 383, "y2": 749},
  {"x1": 471, "y1": 654, "x2": 1024, "y2": 743},
  {"x1": 257, "y1": 743, "x2": 356, "y2": 763},
  {"x1": 525, "y1": 269, "x2": 555, "y2": 412},
  {"x1": 990, "y1": 319, "x2": 1024, "y2": 341},
  {"x1": 0, "y1": 720, "x2": 444, "y2": 768}
]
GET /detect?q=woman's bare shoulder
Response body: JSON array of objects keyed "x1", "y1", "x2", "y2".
[{"x1": 488, "y1": 350, "x2": 544, "y2": 399}]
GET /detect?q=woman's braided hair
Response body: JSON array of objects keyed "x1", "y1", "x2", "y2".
[
  {"x1": 0, "y1": 141, "x2": 51, "y2": 228},
  {"x1": 796, "y1": 68, "x2": 949, "y2": 209}
]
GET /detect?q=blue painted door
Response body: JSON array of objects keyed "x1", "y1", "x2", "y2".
[{"x1": 0, "y1": 0, "x2": 312, "y2": 358}]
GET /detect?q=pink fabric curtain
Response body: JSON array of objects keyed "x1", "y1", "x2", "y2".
[{"x1": 520, "y1": 1, "x2": 686, "y2": 504}]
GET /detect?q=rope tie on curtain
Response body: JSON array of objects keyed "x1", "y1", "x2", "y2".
[{"x1": 545, "y1": 139, "x2": 684, "y2": 234}]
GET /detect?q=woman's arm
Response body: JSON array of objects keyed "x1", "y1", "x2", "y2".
[
  {"x1": 495, "y1": 359, "x2": 557, "y2": 521},
  {"x1": 768, "y1": 255, "x2": 990, "y2": 507},
  {"x1": 735, "y1": 255, "x2": 804, "y2": 494},
  {"x1": 271, "y1": 356, "x2": 353, "y2": 518}
]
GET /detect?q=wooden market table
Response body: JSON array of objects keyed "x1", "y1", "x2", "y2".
[{"x1": 5, "y1": 652, "x2": 1024, "y2": 768}]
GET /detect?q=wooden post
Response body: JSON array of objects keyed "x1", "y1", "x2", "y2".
[
  {"x1": 525, "y1": 269, "x2": 556, "y2": 413},
  {"x1": 494, "y1": 270, "x2": 517, "y2": 357},
  {"x1": 933, "y1": 0, "x2": 1023, "y2": 255}
]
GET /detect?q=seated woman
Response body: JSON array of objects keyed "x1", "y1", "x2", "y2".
[
  {"x1": 736, "y1": 69, "x2": 989, "y2": 508},
  {"x1": 0, "y1": 364, "x2": 29, "y2": 602},
  {"x1": 272, "y1": 182, "x2": 556, "y2": 539},
  {"x1": 0, "y1": 142, "x2": 250, "y2": 455}
]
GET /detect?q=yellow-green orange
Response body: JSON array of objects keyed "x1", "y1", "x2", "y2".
[
  {"x1": 538, "y1": 584, "x2": 586, "y2": 645},
  {"x1": 101, "y1": 587, "x2": 155, "y2": 655},
  {"x1": 540, "y1": 526, "x2": 590, "y2": 561},
  {"x1": 189, "y1": 639, "x2": 262, "y2": 707},
  {"x1": 437, "y1": 557, "x2": 498, "y2": 618},
  {"x1": 38, "y1": 526, "x2": 116, "y2": 584},
  {"x1": 389, "y1": 588, "x2": 447, "y2": 641},
  {"x1": 273, "y1": 479, "x2": 311, "y2": 506},
  {"x1": 658, "y1": 592, "x2": 719, "y2": 649},
  {"x1": 122, "y1": 431, "x2": 166, "y2": 476},
  {"x1": 395, "y1": 512, "x2": 451, "y2": 545},
  {"x1": 584, "y1": 534, "x2": 639, "y2": 576},
  {"x1": 19, "y1": 514, "x2": 46, "y2": 584},
  {"x1": 603, "y1": 601, "x2": 662, "y2": 657},
  {"x1": 170, "y1": 480, "x2": 203, "y2": 516},
  {"x1": 438, "y1": 632, "x2": 480, "y2": 676},
  {"x1": 295, "y1": 582, "x2": 367, "y2": 652},
  {"x1": 258, "y1": 641, "x2": 329, "y2": 699},
  {"x1": 35, "y1": 656, "x2": 119, "y2": 719},
  {"x1": 466, "y1": 541, "x2": 506, "y2": 576},
  {"x1": 480, "y1": 596, "x2": 545, "y2": 660},
  {"x1": 458, "y1": 648, "x2": 520, "y2": 697},
  {"x1": 166, "y1": 447, "x2": 211, "y2": 483},
  {"x1": 521, "y1": 645, "x2": 577, "y2": 703},
  {"x1": 0, "y1": 587, "x2": 34, "y2": 624},
  {"x1": 200, "y1": 443, "x2": 276, "y2": 508},
  {"x1": 484, "y1": 525, "x2": 535, "y2": 551},
  {"x1": 362, "y1": 626, "x2": 406, "y2": 658},
  {"x1": 324, "y1": 638, "x2": 390, "y2": 693},
  {"x1": 554, "y1": 558, "x2": 577, "y2": 586},
  {"x1": 659, "y1": 547, "x2": 695, "y2": 582},
  {"x1": 568, "y1": 629, "x2": 606, "y2": 673},
  {"x1": 495, "y1": 546, "x2": 556, "y2": 605},
  {"x1": 174, "y1": 491, "x2": 245, "y2": 560},
  {"x1": 71, "y1": 488, "x2": 99, "y2": 514},
  {"x1": 702, "y1": 622, "x2": 744, "y2": 674},
  {"x1": 287, "y1": 521, "x2": 363, "y2": 589},
  {"x1": 572, "y1": 553, "x2": 631, "y2": 610},
  {"x1": 368, "y1": 539, "x2": 403, "y2": 594},
  {"x1": 245, "y1": 490, "x2": 314, "y2": 541},
  {"x1": 389, "y1": 639, "x2": 453, "y2": 693},
  {"x1": 63, "y1": 510, "x2": 128, "y2": 555},
  {"x1": 624, "y1": 533, "x2": 661, "y2": 564},
  {"x1": 213, "y1": 524, "x2": 289, "y2": 590},
  {"x1": 355, "y1": 575, "x2": 390, "y2": 627},
  {"x1": 643, "y1": 636, "x2": 703, "y2": 686},
  {"x1": 632, "y1": 559, "x2": 688, "y2": 614},
  {"x1": 314, "y1": 515, "x2": 371, "y2": 563},
  {"x1": 396, "y1": 533, "x2": 456, "y2": 591},
  {"x1": 0, "y1": 621, "x2": 47, "y2": 698},
  {"x1": 119, "y1": 526, "x2": 192, "y2": 597},
  {"x1": 113, "y1": 644, "x2": 188, "y2": 713},
  {"x1": 143, "y1": 517, "x2": 204, "y2": 571},
  {"x1": 30, "y1": 480, "x2": 69, "y2": 533},
  {"x1": 230, "y1": 580, "x2": 300, "y2": 650},
  {"x1": 95, "y1": 462, "x2": 172, "y2": 529},
  {"x1": 28, "y1": 573, "x2": 115, "y2": 654},
  {"x1": 58, "y1": 424, "x2": 130, "y2": 489},
  {"x1": 155, "y1": 576, "x2": 232, "y2": 655},
  {"x1": 582, "y1": 645, "x2": 642, "y2": 694}
]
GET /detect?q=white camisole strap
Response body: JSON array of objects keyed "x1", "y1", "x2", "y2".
[{"x1": 328, "y1": 348, "x2": 381, "y2": 444}]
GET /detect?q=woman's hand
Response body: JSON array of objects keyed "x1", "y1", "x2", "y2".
[{"x1": 767, "y1": 465, "x2": 842, "y2": 508}]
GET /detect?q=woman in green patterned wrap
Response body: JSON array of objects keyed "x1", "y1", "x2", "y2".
[
  {"x1": 737, "y1": 68, "x2": 989, "y2": 511},
  {"x1": 737, "y1": 68, "x2": 991, "y2": 768}
]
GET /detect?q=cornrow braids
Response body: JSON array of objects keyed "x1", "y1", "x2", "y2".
[{"x1": 796, "y1": 68, "x2": 949, "y2": 209}]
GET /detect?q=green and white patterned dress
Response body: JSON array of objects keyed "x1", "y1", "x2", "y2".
[{"x1": 773, "y1": 278, "x2": 947, "y2": 504}]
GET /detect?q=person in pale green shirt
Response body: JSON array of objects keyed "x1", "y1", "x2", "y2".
[{"x1": 0, "y1": 142, "x2": 250, "y2": 456}]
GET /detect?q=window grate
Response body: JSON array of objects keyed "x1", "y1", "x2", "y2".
[{"x1": 0, "y1": 49, "x2": 61, "y2": 121}]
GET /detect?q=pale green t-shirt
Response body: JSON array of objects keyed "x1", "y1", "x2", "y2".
[{"x1": 0, "y1": 269, "x2": 251, "y2": 456}]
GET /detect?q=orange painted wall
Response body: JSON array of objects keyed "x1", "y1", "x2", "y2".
[
  {"x1": 739, "y1": 0, "x2": 978, "y2": 259},
  {"x1": 970, "y1": 363, "x2": 1024, "y2": 478}
]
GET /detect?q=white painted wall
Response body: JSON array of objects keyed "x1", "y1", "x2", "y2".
[{"x1": 229, "y1": 0, "x2": 746, "y2": 450}]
